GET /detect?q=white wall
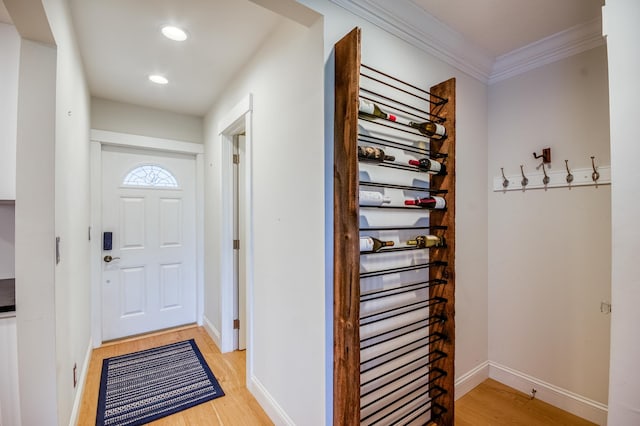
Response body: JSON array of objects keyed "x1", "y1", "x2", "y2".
[
  {"x1": 299, "y1": 0, "x2": 490, "y2": 411},
  {"x1": 42, "y1": 0, "x2": 94, "y2": 423},
  {"x1": 0, "y1": 23, "x2": 19, "y2": 200},
  {"x1": 91, "y1": 97, "x2": 204, "y2": 143},
  {"x1": 0, "y1": 316, "x2": 21, "y2": 426},
  {"x1": 203, "y1": 13, "x2": 326, "y2": 425},
  {"x1": 0, "y1": 205, "x2": 15, "y2": 280},
  {"x1": 605, "y1": 0, "x2": 640, "y2": 424},
  {"x1": 14, "y1": 37, "x2": 58, "y2": 426},
  {"x1": 488, "y1": 46, "x2": 611, "y2": 419}
]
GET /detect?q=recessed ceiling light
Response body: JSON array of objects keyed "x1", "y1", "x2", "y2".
[
  {"x1": 161, "y1": 26, "x2": 188, "y2": 41},
  {"x1": 149, "y1": 74, "x2": 168, "y2": 85}
]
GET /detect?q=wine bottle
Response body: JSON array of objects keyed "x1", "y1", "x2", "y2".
[
  {"x1": 408, "y1": 158, "x2": 446, "y2": 175},
  {"x1": 407, "y1": 235, "x2": 445, "y2": 248},
  {"x1": 408, "y1": 121, "x2": 446, "y2": 140},
  {"x1": 360, "y1": 236, "x2": 394, "y2": 253},
  {"x1": 358, "y1": 98, "x2": 397, "y2": 122},
  {"x1": 358, "y1": 145, "x2": 395, "y2": 162},
  {"x1": 359, "y1": 190, "x2": 391, "y2": 207},
  {"x1": 404, "y1": 196, "x2": 446, "y2": 209}
]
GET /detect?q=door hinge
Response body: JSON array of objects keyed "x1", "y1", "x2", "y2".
[
  {"x1": 233, "y1": 319, "x2": 240, "y2": 329},
  {"x1": 233, "y1": 239, "x2": 240, "y2": 250},
  {"x1": 233, "y1": 154, "x2": 240, "y2": 164}
]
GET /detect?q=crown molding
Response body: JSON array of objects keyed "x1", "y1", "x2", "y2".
[
  {"x1": 328, "y1": 0, "x2": 605, "y2": 85},
  {"x1": 329, "y1": 0, "x2": 494, "y2": 83},
  {"x1": 489, "y1": 18, "x2": 605, "y2": 85}
]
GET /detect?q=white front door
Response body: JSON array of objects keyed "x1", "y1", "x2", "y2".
[{"x1": 101, "y1": 146, "x2": 197, "y2": 341}]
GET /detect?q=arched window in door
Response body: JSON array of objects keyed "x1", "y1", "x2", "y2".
[{"x1": 122, "y1": 164, "x2": 179, "y2": 188}]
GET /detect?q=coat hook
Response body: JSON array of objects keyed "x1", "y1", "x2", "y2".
[
  {"x1": 542, "y1": 163, "x2": 550, "y2": 185},
  {"x1": 565, "y1": 160, "x2": 574, "y2": 183},
  {"x1": 591, "y1": 156, "x2": 600, "y2": 187},
  {"x1": 533, "y1": 147, "x2": 551, "y2": 163},
  {"x1": 501, "y1": 167, "x2": 509, "y2": 188},
  {"x1": 520, "y1": 165, "x2": 528, "y2": 187}
]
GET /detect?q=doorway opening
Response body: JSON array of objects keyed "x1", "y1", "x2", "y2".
[{"x1": 217, "y1": 94, "x2": 254, "y2": 379}]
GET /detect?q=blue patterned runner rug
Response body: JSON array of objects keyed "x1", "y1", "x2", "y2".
[{"x1": 96, "y1": 339, "x2": 225, "y2": 426}]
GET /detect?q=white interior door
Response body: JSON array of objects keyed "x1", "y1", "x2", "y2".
[{"x1": 101, "y1": 146, "x2": 197, "y2": 341}]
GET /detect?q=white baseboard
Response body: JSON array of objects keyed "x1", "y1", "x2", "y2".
[
  {"x1": 248, "y1": 375, "x2": 295, "y2": 426},
  {"x1": 69, "y1": 339, "x2": 93, "y2": 426},
  {"x1": 455, "y1": 361, "x2": 490, "y2": 400},
  {"x1": 489, "y1": 361, "x2": 608, "y2": 425},
  {"x1": 202, "y1": 315, "x2": 221, "y2": 350}
]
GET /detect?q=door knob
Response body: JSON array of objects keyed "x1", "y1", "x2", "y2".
[{"x1": 103, "y1": 255, "x2": 120, "y2": 263}]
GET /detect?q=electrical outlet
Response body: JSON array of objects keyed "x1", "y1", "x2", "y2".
[{"x1": 73, "y1": 363, "x2": 77, "y2": 388}]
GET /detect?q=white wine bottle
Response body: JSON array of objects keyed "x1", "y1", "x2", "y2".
[
  {"x1": 359, "y1": 191, "x2": 391, "y2": 207},
  {"x1": 360, "y1": 236, "x2": 394, "y2": 253},
  {"x1": 408, "y1": 158, "x2": 446, "y2": 175},
  {"x1": 408, "y1": 121, "x2": 446, "y2": 140},
  {"x1": 358, "y1": 145, "x2": 395, "y2": 162},
  {"x1": 358, "y1": 98, "x2": 397, "y2": 122},
  {"x1": 407, "y1": 235, "x2": 445, "y2": 248},
  {"x1": 404, "y1": 196, "x2": 446, "y2": 209}
]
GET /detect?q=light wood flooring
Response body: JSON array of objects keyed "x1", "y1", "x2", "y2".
[
  {"x1": 79, "y1": 327, "x2": 596, "y2": 425},
  {"x1": 77, "y1": 325, "x2": 273, "y2": 425},
  {"x1": 455, "y1": 379, "x2": 597, "y2": 426}
]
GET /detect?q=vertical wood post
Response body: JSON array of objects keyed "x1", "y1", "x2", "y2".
[
  {"x1": 333, "y1": 27, "x2": 361, "y2": 426},
  {"x1": 429, "y1": 78, "x2": 456, "y2": 425}
]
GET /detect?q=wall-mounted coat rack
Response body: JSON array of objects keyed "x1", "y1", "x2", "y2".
[{"x1": 493, "y1": 164, "x2": 610, "y2": 192}]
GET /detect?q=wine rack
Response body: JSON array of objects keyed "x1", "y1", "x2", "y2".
[{"x1": 334, "y1": 28, "x2": 456, "y2": 425}]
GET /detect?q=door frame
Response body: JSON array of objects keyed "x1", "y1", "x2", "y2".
[
  {"x1": 214, "y1": 94, "x2": 254, "y2": 369},
  {"x1": 90, "y1": 130, "x2": 205, "y2": 347}
]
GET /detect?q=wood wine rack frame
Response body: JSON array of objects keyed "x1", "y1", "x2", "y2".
[{"x1": 333, "y1": 27, "x2": 456, "y2": 425}]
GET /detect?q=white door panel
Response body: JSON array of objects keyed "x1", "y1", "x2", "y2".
[{"x1": 102, "y1": 146, "x2": 196, "y2": 341}]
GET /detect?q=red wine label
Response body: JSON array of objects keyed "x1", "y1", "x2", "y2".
[{"x1": 360, "y1": 237, "x2": 374, "y2": 252}]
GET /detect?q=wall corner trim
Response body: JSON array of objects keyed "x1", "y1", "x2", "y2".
[
  {"x1": 202, "y1": 315, "x2": 222, "y2": 350},
  {"x1": 489, "y1": 361, "x2": 608, "y2": 425},
  {"x1": 328, "y1": 0, "x2": 604, "y2": 85},
  {"x1": 455, "y1": 360, "x2": 490, "y2": 400},
  {"x1": 68, "y1": 339, "x2": 93, "y2": 426},
  {"x1": 490, "y1": 18, "x2": 605, "y2": 85},
  {"x1": 328, "y1": 0, "x2": 493, "y2": 83},
  {"x1": 248, "y1": 375, "x2": 296, "y2": 426}
]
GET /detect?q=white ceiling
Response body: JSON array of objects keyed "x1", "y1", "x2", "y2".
[
  {"x1": 411, "y1": 0, "x2": 604, "y2": 58},
  {"x1": 0, "y1": 0, "x2": 12, "y2": 24},
  {"x1": 5, "y1": 0, "x2": 605, "y2": 117},
  {"x1": 68, "y1": 0, "x2": 284, "y2": 116}
]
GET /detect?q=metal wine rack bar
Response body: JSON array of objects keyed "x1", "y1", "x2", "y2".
[
  {"x1": 334, "y1": 27, "x2": 456, "y2": 425},
  {"x1": 359, "y1": 180, "x2": 448, "y2": 194},
  {"x1": 359, "y1": 261, "x2": 447, "y2": 279},
  {"x1": 358, "y1": 133, "x2": 448, "y2": 158}
]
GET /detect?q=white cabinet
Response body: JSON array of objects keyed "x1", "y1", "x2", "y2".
[
  {"x1": 0, "y1": 23, "x2": 20, "y2": 201},
  {"x1": 0, "y1": 316, "x2": 21, "y2": 426}
]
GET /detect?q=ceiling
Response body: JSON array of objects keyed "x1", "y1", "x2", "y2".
[
  {"x1": 68, "y1": 0, "x2": 284, "y2": 116},
  {"x1": 0, "y1": 0, "x2": 11, "y2": 24},
  {"x1": 4, "y1": 0, "x2": 604, "y2": 117},
  {"x1": 411, "y1": 0, "x2": 604, "y2": 58}
]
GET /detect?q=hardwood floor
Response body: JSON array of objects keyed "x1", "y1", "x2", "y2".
[
  {"x1": 77, "y1": 325, "x2": 273, "y2": 425},
  {"x1": 455, "y1": 379, "x2": 597, "y2": 426},
  {"x1": 79, "y1": 328, "x2": 596, "y2": 426}
]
